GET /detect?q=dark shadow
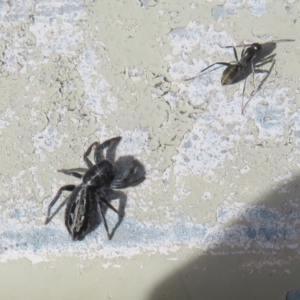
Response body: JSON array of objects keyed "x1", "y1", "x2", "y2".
[
  {"x1": 148, "y1": 175, "x2": 300, "y2": 300},
  {"x1": 114, "y1": 155, "x2": 146, "y2": 188}
]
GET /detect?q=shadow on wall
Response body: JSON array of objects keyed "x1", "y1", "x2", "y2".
[{"x1": 148, "y1": 176, "x2": 300, "y2": 300}]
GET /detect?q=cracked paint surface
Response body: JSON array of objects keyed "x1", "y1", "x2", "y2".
[{"x1": 0, "y1": 0, "x2": 300, "y2": 290}]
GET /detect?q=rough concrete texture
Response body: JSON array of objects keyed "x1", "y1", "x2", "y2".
[{"x1": 0, "y1": 0, "x2": 300, "y2": 299}]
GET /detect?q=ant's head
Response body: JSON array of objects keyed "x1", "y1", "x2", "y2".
[{"x1": 252, "y1": 43, "x2": 262, "y2": 51}]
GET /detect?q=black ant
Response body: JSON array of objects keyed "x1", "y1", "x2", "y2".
[{"x1": 186, "y1": 39, "x2": 294, "y2": 114}]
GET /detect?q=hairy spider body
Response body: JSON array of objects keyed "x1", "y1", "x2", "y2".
[
  {"x1": 64, "y1": 160, "x2": 117, "y2": 240},
  {"x1": 45, "y1": 137, "x2": 145, "y2": 241}
]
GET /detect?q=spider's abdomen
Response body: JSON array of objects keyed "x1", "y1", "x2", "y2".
[
  {"x1": 64, "y1": 186, "x2": 96, "y2": 240},
  {"x1": 83, "y1": 160, "x2": 116, "y2": 187}
]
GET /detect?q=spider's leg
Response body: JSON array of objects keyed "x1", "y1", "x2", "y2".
[
  {"x1": 99, "y1": 195, "x2": 123, "y2": 217},
  {"x1": 99, "y1": 201, "x2": 111, "y2": 239},
  {"x1": 97, "y1": 192, "x2": 124, "y2": 239},
  {"x1": 45, "y1": 185, "x2": 76, "y2": 224},
  {"x1": 97, "y1": 190, "x2": 125, "y2": 240},
  {"x1": 84, "y1": 142, "x2": 99, "y2": 168},
  {"x1": 58, "y1": 168, "x2": 87, "y2": 179},
  {"x1": 94, "y1": 136, "x2": 122, "y2": 164},
  {"x1": 108, "y1": 217, "x2": 124, "y2": 241}
]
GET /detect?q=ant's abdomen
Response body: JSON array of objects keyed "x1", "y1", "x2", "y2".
[{"x1": 221, "y1": 65, "x2": 242, "y2": 85}]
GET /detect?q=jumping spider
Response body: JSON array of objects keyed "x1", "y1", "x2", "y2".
[{"x1": 45, "y1": 136, "x2": 145, "y2": 241}]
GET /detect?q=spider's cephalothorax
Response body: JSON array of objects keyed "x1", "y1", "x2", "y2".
[{"x1": 44, "y1": 136, "x2": 145, "y2": 241}]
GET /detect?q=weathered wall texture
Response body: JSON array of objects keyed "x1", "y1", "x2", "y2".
[{"x1": 0, "y1": 0, "x2": 300, "y2": 299}]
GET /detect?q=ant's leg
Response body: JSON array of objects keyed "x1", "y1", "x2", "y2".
[
  {"x1": 83, "y1": 142, "x2": 99, "y2": 168},
  {"x1": 242, "y1": 60, "x2": 275, "y2": 114},
  {"x1": 251, "y1": 56, "x2": 275, "y2": 90},
  {"x1": 184, "y1": 62, "x2": 232, "y2": 81},
  {"x1": 269, "y1": 39, "x2": 295, "y2": 44},
  {"x1": 241, "y1": 77, "x2": 248, "y2": 115},
  {"x1": 57, "y1": 168, "x2": 87, "y2": 179},
  {"x1": 219, "y1": 45, "x2": 239, "y2": 62},
  {"x1": 241, "y1": 46, "x2": 246, "y2": 59},
  {"x1": 45, "y1": 185, "x2": 76, "y2": 224},
  {"x1": 94, "y1": 136, "x2": 122, "y2": 164},
  {"x1": 255, "y1": 58, "x2": 274, "y2": 68},
  {"x1": 254, "y1": 69, "x2": 269, "y2": 74},
  {"x1": 200, "y1": 62, "x2": 231, "y2": 73},
  {"x1": 223, "y1": 45, "x2": 240, "y2": 62},
  {"x1": 241, "y1": 67, "x2": 269, "y2": 114},
  {"x1": 251, "y1": 59, "x2": 255, "y2": 89}
]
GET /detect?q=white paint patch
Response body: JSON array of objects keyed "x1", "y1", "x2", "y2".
[
  {"x1": 76, "y1": 49, "x2": 118, "y2": 115},
  {"x1": 29, "y1": 0, "x2": 86, "y2": 57},
  {"x1": 0, "y1": 1, "x2": 35, "y2": 25},
  {"x1": 0, "y1": 109, "x2": 18, "y2": 133},
  {"x1": 0, "y1": 1, "x2": 85, "y2": 74},
  {"x1": 168, "y1": 22, "x2": 235, "y2": 57},
  {"x1": 173, "y1": 187, "x2": 191, "y2": 202},
  {"x1": 247, "y1": 88, "x2": 294, "y2": 141},
  {"x1": 247, "y1": 0, "x2": 267, "y2": 17},
  {"x1": 290, "y1": 109, "x2": 300, "y2": 154},
  {"x1": 273, "y1": 172, "x2": 293, "y2": 183},
  {"x1": 173, "y1": 124, "x2": 235, "y2": 176},
  {"x1": 117, "y1": 127, "x2": 150, "y2": 156},
  {"x1": 162, "y1": 167, "x2": 171, "y2": 187},
  {"x1": 202, "y1": 191, "x2": 212, "y2": 201},
  {"x1": 32, "y1": 125, "x2": 66, "y2": 154},
  {"x1": 212, "y1": 0, "x2": 266, "y2": 22},
  {"x1": 240, "y1": 165, "x2": 251, "y2": 174}
]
